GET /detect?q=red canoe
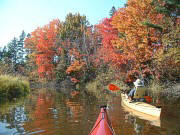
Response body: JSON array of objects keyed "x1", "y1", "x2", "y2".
[{"x1": 89, "y1": 106, "x2": 116, "y2": 135}]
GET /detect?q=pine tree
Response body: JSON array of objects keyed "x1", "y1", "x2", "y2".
[
  {"x1": 0, "y1": 47, "x2": 2, "y2": 60},
  {"x1": 109, "y1": 6, "x2": 116, "y2": 17},
  {"x1": 6, "y1": 38, "x2": 19, "y2": 71},
  {"x1": 152, "y1": 0, "x2": 180, "y2": 18},
  {"x1": 17, "y1": 30, "x2": 26, "y2": 65},
  {"x1": 0, "y1": 31, "x2": 27, "y2": 72}
]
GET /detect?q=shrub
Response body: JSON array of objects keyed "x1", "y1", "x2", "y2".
[{"x1": 0, "y1": 75, "x2": 30, "y2": 100}]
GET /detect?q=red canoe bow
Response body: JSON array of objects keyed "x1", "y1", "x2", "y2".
[{"x1": 89, "y1": 106, "x2": 116, "y2": 135}]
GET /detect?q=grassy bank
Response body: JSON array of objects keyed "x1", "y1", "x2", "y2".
[
  {"x1": 148, "y1": 81, "x2": 180, "y2": 104},
  {"x1": 85, "y1": 70, "x2": 180, "y2": 104},
  {"x1": 85, "y1": 70, "x2": 130, "y2": 99},
  {"x1": 0, "y1": 75, "x2": 30, "y2": 101}
]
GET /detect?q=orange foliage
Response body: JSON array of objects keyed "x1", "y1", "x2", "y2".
[
  {"x1": 104, "y1": 0, "x2": 164, "y2": 81},
  {"x1": 69, "y1": 48, "x2": 82, "y2": 60},
  {"x1": 25, "y1": 19, "x2": 61, "y2": 79},
  {"x1": 96, "y1": 18, "x2": 122, "y2": 65},
  {"x1": 70, "y1": 91, "x2": 80, "y2": 97},
  {"x1": 71, "y1": 77, "x2": 80, "y2": 83},
  {"x1": 111, "y1": 0, "x2": 163, "y2": 67},
  {"x1": 66, "y1": 60, "x2": 85, "y2": 74},
  {"x1": 65, "y1": 99, "x2": 83, "y2": 119}
]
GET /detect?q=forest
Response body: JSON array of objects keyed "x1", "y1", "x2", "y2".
[{"x1": 0, "y1": 0, "x2": 179, "y2": 101}]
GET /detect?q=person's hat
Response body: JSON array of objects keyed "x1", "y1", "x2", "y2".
[{"x1": 133, "y1": 79, "x2": 143, "y2": 87}]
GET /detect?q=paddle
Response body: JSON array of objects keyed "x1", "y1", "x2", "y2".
[
  {"x1": 108, "y1": 84, "x2": 120, "y2": 91},
  {"x1": 144, "y1": 96, "x2": 152, "y2": 103},
  {"x1": 108, "y1": 84, "x2": 152, "y2": 103}
]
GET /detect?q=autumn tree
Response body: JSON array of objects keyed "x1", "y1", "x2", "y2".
[
  {"x1": 24, "y1": 13, "x2": 100, "y2": 82},
  {"x1": 110, "y1": 0, "x2": 164, "y2": 82},
  {"x1": 24, "y1": 33, "x2": 39, "y2": 81},
  {"x1": 151, "y1": 0, "x2": 180, "y2": 81},
  {"x1": 96, "y1": 18, "x2": 119, "y2": 65},
  {"x1": 58, "y1": 13, "x2": 89, "y2": 63},
  {"x1": 25, "y1": 19, "x2": 61, "y2": 80},
  {"x1": 56, "y1": 13, "x2": 99, "y2": 82}
]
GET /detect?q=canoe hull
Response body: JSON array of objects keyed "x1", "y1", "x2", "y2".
[
  {"x1": 89, "y1": 106, "x2": 115, "y2": 135},
  {"x1": 121, "y1": 102, "x2": 161, "y2": 127},
  {"x1": 121, "y1": 94, "x2": 161, "y2": 117}
]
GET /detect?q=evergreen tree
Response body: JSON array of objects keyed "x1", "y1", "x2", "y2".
[
  {"x1": 7, "y1": 37, "x2": 18, "y2": 70},
  {"x1": 1, "y1": 46, "x2": 8, "y2": 59},
  {"x1": 59, "y1": 13, "x2": 90, "y2": 64},
  {"x1": 0, "y1": 47, "x2": 2, "y2": 60},
  {"x1": 152, "y1": 0, "x2": 180, "y2": 18},
  {"x1": 0, "y1": 31, "x2": 27, "y2": 72},
  {"x1": 109, "y1": 6, "x2": 116, "y2": 17},
  {"x1": 17, "y1": 30, "x2": 26, "y2": 65}
]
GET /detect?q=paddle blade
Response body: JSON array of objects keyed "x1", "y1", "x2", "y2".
[
  {"x1": 108, "y1": 84, "x2": 120, "y2": 91},
  {"x1": 144, "y1": 96, "x2": 152, "y2": 103}
]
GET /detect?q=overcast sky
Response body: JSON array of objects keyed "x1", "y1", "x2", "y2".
[{"x1": 0, "y1": 0, "x2": 126, "y2": 47}]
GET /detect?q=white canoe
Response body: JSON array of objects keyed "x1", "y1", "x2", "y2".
[
  {"x1": 121, "y1": 93, "x2": 161, "y2": 117},
  {"x1": 121, "y1": 102, "x2": 161, "y2": 127}
]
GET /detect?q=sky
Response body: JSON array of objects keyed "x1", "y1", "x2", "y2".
[{"x1": 0, "y1": 0, "x2": 126, "y2": 47}]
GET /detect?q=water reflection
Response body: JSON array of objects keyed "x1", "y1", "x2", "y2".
[
  {"x1": 0, "y1": 99, "x2": 28, "y2": 135},
  {"x1": 124, "y1": 114, "x2": 143, "y2": 134},
  {"x1": 0, "y1": 89, "x2": 180, "y2": 135},
  {"x1": 121, "y1": 102, "x2": 161, "y2": 127},
  {"x1": 23, "y1": 92, "x2": 57, "y2": 135}
]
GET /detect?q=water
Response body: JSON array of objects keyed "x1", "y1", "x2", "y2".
[{"x1": 0, "y1": 89, "x2": 180, "y2": 135}]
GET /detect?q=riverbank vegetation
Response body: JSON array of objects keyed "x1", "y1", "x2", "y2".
[
  {"x1": 0, "y1": 0, "x2": 179, "y2": 102},
  {"x1": 0, "y1": 75, "x2": 30, "y2": 101}
]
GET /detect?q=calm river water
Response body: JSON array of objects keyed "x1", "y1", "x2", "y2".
[{"x1": 0, "y1": 89, "x2": 180, "y2": 135}]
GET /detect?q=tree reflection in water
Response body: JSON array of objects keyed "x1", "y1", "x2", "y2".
[
  {"x1": 0, "y1": 100, "x2": 28, "y2": 134},
  {"x1": 0, "y1": 89, "x2": 180, "y2": 135},
  {"x1": 124, "y1": 114, "x2": 143, "y2": 134}
]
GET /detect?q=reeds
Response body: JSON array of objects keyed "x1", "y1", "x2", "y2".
[{"x1": 0, "y1": 75, "x2": 30, "y2": 100}]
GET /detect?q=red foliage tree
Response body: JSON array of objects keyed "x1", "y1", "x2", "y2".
[
  {"x1": 25, "y1": 19, "x2": 61, "y2": 79},
  {"x1": 96, "y1": 18, "x2": 122, "y2": 65}
]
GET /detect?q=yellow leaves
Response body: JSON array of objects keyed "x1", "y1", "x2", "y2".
[
  {"x1": 155, "y1": 48, "x2": 180, "y2": 65},
  {"x1": 153, "y1": 47, "x2": 180, "y2": 80},
  {"x1": 138, "y1": 43, "x2": 145, "y2": 49},
  {"x1": 111, "y1": 0, "x2": 162, "y2": 66}
]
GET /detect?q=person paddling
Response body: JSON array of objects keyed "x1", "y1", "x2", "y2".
[{"x1": 128, "y1": 78, "x2": 144, "y2": 101}]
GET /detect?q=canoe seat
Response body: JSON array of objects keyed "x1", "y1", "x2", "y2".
[{"x1": 134, "y1": 86, "x2": 146, "y2": 99}]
